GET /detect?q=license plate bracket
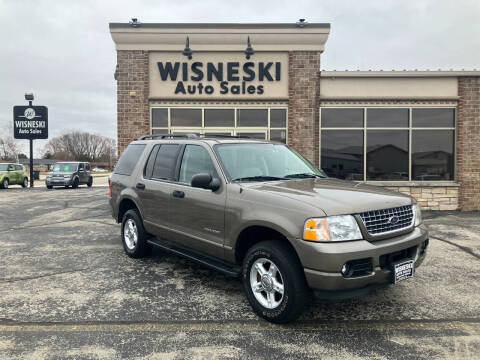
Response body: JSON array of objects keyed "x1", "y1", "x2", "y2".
[{"x1": 392, "y1": 259, "x2": 414, "y2": 284}]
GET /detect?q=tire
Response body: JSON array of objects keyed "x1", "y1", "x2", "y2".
[
  {"x1": 121, "y1": 209, "x2": 152, "y2": 258},
  {"x1": 243, "y1": 240, "x2": 311, "y2": 323},
  {"x1": 1, "y1": 178, "x2": 8, "y2": 189},
  {"x1": 22, "y1": 177, "x2": 28, "y2": 188},
  {"x1": 87, "y1": 177, "x2": 93, "y2": 187},
  {"x1": 47, "y1": 185, "x2": 53, "y2": 189},
  {"x1": 71, "y1": 177, "x2": 79, "y2": 189}
]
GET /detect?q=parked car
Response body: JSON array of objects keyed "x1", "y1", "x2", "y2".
[
  {"x1": 46, "y1": 161, "x2": 93, "y2": 189},
  {"x1": 93, "y1": 167, "x2": 108, "y2": 172},
  {"x1": 109, "y1": 134, "x2": 429, "y2": 323},
  {"x1": 0, "y1": 163, "x2": 28, "y2": 189}
]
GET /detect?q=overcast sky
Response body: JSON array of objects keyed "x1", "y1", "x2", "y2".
[{"x1": 1, "y1": 0, "x2": 479, "y2": 156}]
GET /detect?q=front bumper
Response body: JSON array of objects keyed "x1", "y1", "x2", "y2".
[
  {"x1": 46, "y1": 178, "x2": 72, "y2": 186},
  {"x1": 296, "y1": 225, "x2": 428, "y2": 292}
]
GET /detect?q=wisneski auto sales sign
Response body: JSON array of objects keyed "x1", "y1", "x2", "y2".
[
  {"x1": 13, "y1": 106, "x2": 48, "y2": 139},
  {"x1": 149, "y1": 52, "x2": 288, "y2": 100}
]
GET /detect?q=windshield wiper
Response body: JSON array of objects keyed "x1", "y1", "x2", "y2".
[
  {"x1": 284, "y1": 173, "x2": 325, "y2": 179},
  {"x1": 232, "y1": 175, "x2": 287, "y2": 182}
]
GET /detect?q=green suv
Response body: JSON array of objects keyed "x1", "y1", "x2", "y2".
[
  {"x1": 109, "y1": 134, "x2": 429, "y2": 323},
  {"x1": 0, "y1": 163, "x2": 28, "y2": 189}
]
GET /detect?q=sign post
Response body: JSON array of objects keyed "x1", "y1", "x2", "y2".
[{"x1": 13, "y1": 94, "x2": 48, "y2": 187}]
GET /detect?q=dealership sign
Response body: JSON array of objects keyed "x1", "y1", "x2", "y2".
[
  {"x1": 149, "y1": 52, "x2": 288, "y2": 100},
  {"x1": 13, "y1": 105, "x2": 48, "y2": 139}
]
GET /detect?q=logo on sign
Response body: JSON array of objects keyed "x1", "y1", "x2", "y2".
[{"x1": 24, "y1": 108, "x2": 36, "y2": 120}]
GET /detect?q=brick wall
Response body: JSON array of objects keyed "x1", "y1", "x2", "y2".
[
  {"x1": 288, "y1": 52, "x2": 321, "y2": 165},
  {"x1": 457, "y1": 77, "x2": 480, "y2": 211},
  {"x1": 385, "y1": 186, "x2": 459, "y2": 211},
  {"x1": 116, "y1": 50, "x2": 150, "y2": 156}
]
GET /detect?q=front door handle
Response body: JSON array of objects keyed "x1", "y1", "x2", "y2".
[
  {"x1": 172, "y1": 190, "x2": 185, "y2": 198},
  {"x1": 136, "y1": 183, "x2": 145, "y2": 190}
]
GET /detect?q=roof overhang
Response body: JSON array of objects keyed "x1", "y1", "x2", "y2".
[{"x1": 109, "y1": 22, "x2": 330, "y2": 52}]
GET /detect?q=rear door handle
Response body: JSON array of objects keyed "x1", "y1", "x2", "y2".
[
  {"x1": 172, "y1": 190, "x2": 185, "y2": 198},
  {"x1": 136, "y1": 183, "x2": 145, "y2": 190}
]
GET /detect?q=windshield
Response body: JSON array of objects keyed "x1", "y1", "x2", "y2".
[
  {"x1": 0, "y1": 164, "x2": 9, "y2": 171},
  {"x1": 52, "y1": 163, "x2": 77, "y2": 172},
  {"x1": 216, "y1": 143, "x2": 326, "y2": 182}
]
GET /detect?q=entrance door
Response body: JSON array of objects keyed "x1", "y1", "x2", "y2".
[{"x1": 168, "y1": 144, "x2": 226, "y2": 259}]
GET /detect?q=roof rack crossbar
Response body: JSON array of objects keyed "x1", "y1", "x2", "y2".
[
  {"x1": 138, "y1": 133, "x2": 198, "y2": 140},
  {"x1": 203, "y1": 134, "x2": 251, "y2": 139}
]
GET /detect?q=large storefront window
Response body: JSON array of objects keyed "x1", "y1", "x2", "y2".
[
  {"x1": 151, "y1": 106, "x2": 287, "y2": 143},
  {"x1": 320, "y1": 107, "x2": 456, "y2": 181}
]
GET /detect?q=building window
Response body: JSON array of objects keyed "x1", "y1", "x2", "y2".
[
  {"x1": 151, "y1": 106, "x2": 287, "y2": 143},
  {"x1": 320, "y1": 107, "x2": 456, "y2": 181}
]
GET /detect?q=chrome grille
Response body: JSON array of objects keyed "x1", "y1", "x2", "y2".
[{"x1": 359, "y1": 205, "x2": 413, "y2": 235}]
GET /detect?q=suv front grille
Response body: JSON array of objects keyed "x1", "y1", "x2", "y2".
[{"x1": 359, "y1": 205, "x2": 413, "y2": 235}]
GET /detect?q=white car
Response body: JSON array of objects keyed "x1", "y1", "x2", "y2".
[{"x1": 93, "y1": 167, "x2": 108, "y2": 172}]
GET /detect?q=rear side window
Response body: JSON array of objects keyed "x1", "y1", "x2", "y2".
[
  {"x1": 114, "y1": 144, "x2": 146, "y2": 176},
  {"x1": 15, "y1": 165, "x2": 22, "y2": 170},
  {"x1": 152, "y1": 144, "x2": 180, "y2": 180}
]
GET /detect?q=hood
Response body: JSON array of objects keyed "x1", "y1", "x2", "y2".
[{"x1": 243, "y1": 178, "x2": 412, "y2": 216}]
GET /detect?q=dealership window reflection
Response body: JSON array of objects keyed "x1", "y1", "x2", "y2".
[{"x1": 320, "y1": 107, "x2": 455, "y2": 181}]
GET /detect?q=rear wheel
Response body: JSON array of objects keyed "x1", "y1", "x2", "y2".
[
  {"x1": 1, "y1": 178, "x2": 8, "y2": 189},
  {"x1": 22, "y1": 177, "x2": 28, "y2": 188},
  {"x1": 47, "y1": 185, "x2": 53, "y2": 189},
  {"x1": 87, "y1": 176, "x2": 93, "y2": 187},
  {"x1": 121, "y1": 209, "x2": 152, "y2": 258},
  {"x1": 243, "y1": 240, "x2": 311, "y2": 323}
]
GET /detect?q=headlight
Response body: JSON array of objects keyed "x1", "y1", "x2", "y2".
[
  {"x1": 413, "y1": 204, "x2": 422, "y2": 226},
  {"x1": 303, "y1": 215, "x2": 363, "y2": 242}
]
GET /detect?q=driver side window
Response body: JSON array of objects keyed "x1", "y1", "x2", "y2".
[{"x1": 179, "y1": 145, "x2": 217, "y2": 185}]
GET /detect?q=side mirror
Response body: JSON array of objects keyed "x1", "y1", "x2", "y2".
[{"x1": 191, "y1": 173, "x2": 221, "y2": 192}]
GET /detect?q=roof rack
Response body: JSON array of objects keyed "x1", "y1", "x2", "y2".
[
  {"x1": 137, "y1": 133, "x2": 252, "y2": 140},
  {"x1": 137, "y1": 133, "x2": 198, "y2": 140}
]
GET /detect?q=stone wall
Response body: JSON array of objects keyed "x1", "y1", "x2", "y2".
[
  {"x1": 457, "y1": 77, "x2": 480, "y2": 211},
  {"x1": 385, "y1": 186, "x2": 459, "y2": 211},
  {"x1": 116, "y1": 50, "x2": 150, "y2": 156},
  {"x1": 288, "y1": 51, "x2": 321, "y2": 165}
]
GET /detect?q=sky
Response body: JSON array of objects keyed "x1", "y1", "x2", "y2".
[{"x1": 0, "y1": 0, "x2": 479, "y2": 156}]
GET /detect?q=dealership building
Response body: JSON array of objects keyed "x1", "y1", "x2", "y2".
[{"x1": 109, "y1": 21, "x2": 480, "y2": 211}]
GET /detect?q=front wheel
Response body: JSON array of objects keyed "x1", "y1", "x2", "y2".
[
  {"x1": 47, "y1": 185, "x2": 53, "y2": 189},
  {"x1": 243, "y1": 240, "x2": 311, "y2": 323},
  {"x1": 1, "y1": 178, "x2": 8, "y2": 189},
  {"x1": 121, "y1": 209, "x2": 152, "y2": 258},
  {"x1": 71, "y1": 177, "x2": 79, "y2": 189},
  {"x1": 22, "y1": 177, "x2": 28, "y2": 188}
]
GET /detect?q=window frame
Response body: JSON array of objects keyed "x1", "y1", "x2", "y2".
[
  {"x1": 150, "y1": 105, "x2": 288, "y2": 143},
  {"x1": 319, "y1": 106, "x2": 457, "y2": 183}
]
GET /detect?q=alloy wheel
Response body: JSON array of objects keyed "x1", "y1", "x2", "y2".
[{"x1": 249, "y1": 257, "x2": 285, "y2": 309}]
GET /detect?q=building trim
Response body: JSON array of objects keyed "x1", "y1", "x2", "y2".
[{"x1": 320, "y1": 70, "x2": 480, "y2": 78}]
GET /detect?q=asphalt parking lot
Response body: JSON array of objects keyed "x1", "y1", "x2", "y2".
[{"x1": 0, "y1": 187, "x2": 479, "y2": 359}]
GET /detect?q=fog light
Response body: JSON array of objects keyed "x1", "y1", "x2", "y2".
[{"x1": 341, "y1": 263, "x2": 349, "y2": 276}]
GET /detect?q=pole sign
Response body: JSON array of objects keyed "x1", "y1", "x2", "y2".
[{"x1": 13, "y1": 105, "x2": 48, "y2": 139}]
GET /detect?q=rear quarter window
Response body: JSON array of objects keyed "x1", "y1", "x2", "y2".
[{"x1": 114, "y1": 144, "x2": 146, "y2": 176}]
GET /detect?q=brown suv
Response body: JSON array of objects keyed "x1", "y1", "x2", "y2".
[{"x1": 109, "y1": 134, "x2": 428, "y2": 323}]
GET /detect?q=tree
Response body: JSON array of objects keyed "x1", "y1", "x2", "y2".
[
  {"x1": 42, "y1": 130, "x2": 116, "y2": 162},
  {"x1": 0, "y1": 124, "x2": 21, "y2": 161}
]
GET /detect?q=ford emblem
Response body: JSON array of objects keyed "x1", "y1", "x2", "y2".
[{"x1": 388, "y1": 216, "x2": 399, "y2": 225}]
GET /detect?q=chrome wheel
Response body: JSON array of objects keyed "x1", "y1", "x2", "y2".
[
  {"x1": 3, "y1": 179, "x2": 8, "y2": 189},
  {"x1": 124, "y1": 219, "x2": 138, "y2": 250},
  {"x1": 23, "y1": 178, "x2": 28, "y2": 187},
  {"x1": 249, "y1": 257, "x2": 284, "y2": 309}
]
